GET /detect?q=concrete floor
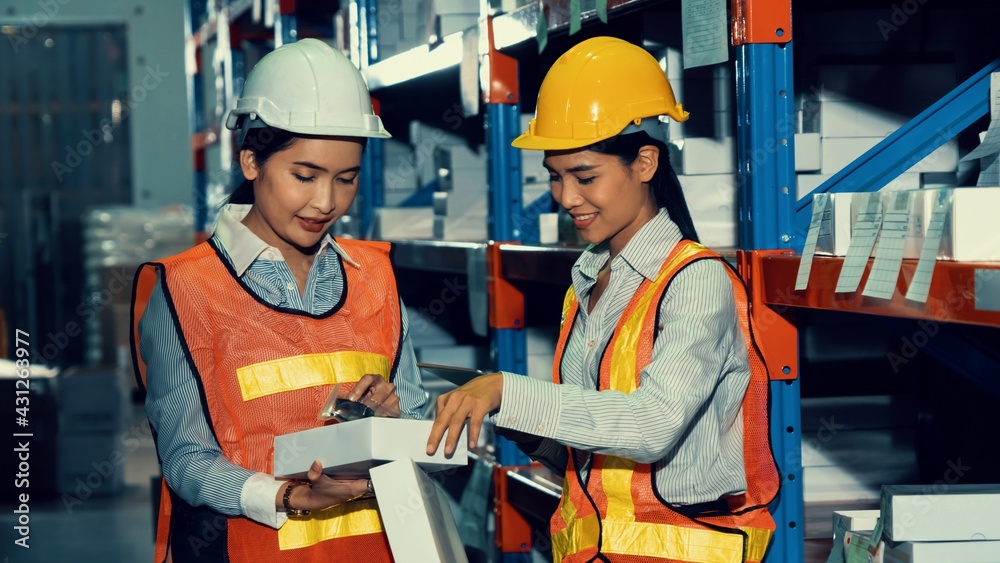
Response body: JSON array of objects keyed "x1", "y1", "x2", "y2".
[{"x1": 0, "y1": 405, "x2": 158, "y2": 562}]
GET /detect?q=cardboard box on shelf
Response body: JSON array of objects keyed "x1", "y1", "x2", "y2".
[
  {"x1": 795, "y1": 133, "x2": 822, "y2": 172},
  {"x1": 815, "y1": 192, "x2": 855, "y2": 257},
  {"x1": 883, "y1": 538, "x2": 1000, "y2": 563},
  {"x1": 795, "y1": 173, "x2": 920, "y2": 200},
  {"x1": 926, "y1": 187, "x2": 1000, "y2": 261},
  {"x1": 821, "y1": 137, "x2": 957, "y2": 175},
  {"x1": 676, "y1": 173, "x2": 738, "y2": 247},
  {"x1": 668, "y1": 137, "x2": 735, "y2": 176},
  {"x1": 370, "y1": 459, "x2": 469, "y2": 563},
  {"x1": 819, "y1": 101, "x2": 908, "y2": 138},
  {"x1": 273, "y1": 418, "x2": 468, "y2": 479},
  {"x1": 881, "y1": 483, "x2": 1000, "y2": 542},
  {"x1": 833, "y1": 509, "x2": 881, "y2": 535}
]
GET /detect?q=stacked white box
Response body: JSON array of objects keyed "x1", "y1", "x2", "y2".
[
  {"x1": 881, "y1": 484, "x2": 1000, "y2": 542},
  {"x1": 676, "y1": 173, "x2": 738, "y2": 247},
  {"x1": 883, "y1": 539, "x2": 1000, "y2": 563},
  {"x1": 795, "y1": 133, "x2": 822, "y2": 172},
  {"x1": 832, "y1": 510, "x2": 881, "y2": 534},
  {"x1": 821, "y1": 137, "x2": 958, "y2": 175},
  {"x1": 924, "y1": 187, "x2": 1000, "y2": 261},
  {"x1": 795, "y1": 173, "x2": 920, "y2": 201},
  {"x1": 668, "y1": 137, "x2": 735, "y2": 175}
]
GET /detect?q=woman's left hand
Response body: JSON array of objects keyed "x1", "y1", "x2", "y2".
[
  {"x1": 348, "y1": 374, "x2": 401, "y2": 418},
  {"x1": 426, "y1": 373, "x2": 503, "y2": 457}
]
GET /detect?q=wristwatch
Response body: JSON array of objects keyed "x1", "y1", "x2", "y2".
[{"x1": 283, "y1": 481, "x2": 311, "y2": 518}]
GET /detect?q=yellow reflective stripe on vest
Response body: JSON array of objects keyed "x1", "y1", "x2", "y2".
[
  {"x1": 277, "y1": 498, "x2": 383, "y2": 550},
  {"x1": 601, "y1": 455, "x2": 637, "y2": 522},
  {"x1": 236, "y1": 351, "x2": 391, "y2": 401},
  {"x1": 554, "y1": 514, "x2": 772, "y2": 563},
  {"x1": 607, "y1": 241, "x2": 708, "y2": 396}
]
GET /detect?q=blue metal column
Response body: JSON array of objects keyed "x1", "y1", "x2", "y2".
[
  {"x1": 735, "y1": 41, "x2": 803, "y2": 563},
  {"x1": 275, "y1": 5, "x2": 297, "y2": 47},
  {"x1": 487, "y1": 100, "x2": 531, "y2": 563},
  {"x1": 185, "y1": 0, "x2": 208, "y2": 233},
  {"x1": 358, "y1": 0, "x2": 384, "y2": 238}
]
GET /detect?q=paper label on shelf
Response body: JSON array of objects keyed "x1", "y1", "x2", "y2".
[
  {"x1": 979, "y1": 153, "x2": 1000, "y2": 186},
  {"x1": 862, "y1": 191, "x2": 912, "y2": 299},
  {"x1": 596, "y1": 0, "x2": 608, "y2": 23},
  {"x1": 905, "y1": 190, "x2": 953, "y2": 303},
  {"x1": 681, "y1": 0, "x2": 728, "y2": 69},
  {"x1": 796, "y1": 193, "x2": 829, "y2": 290},
  {"x1": 835, "y1": 192, "x2": 883, "y2": 293},
  {"x1": 535, "y1": 0, "x2": 548, "y2": 53},
  {"x1": 963, "y1": 73, "x2": 1000, "y2": 185}
]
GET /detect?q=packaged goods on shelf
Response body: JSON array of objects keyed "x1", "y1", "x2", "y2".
[
  {"x1": 833, "y1": 510, "x2": 881, "y2": 535},
  {"x1": 883, "y1": 538, "x2": 1000, "y2": 563},
  {"x1": 923, "y1": 187, "x2": 1000, "y2": 261},
  {"x1": 796, "y1": 172, "x2": 920, "y2": 200},
  {"x1": 373, "y1": 207, "x2": 434, "y2": 239},
  {"x1": 803, "y1": 465, "x2": 917, "y2": 504},
  {"x1": 82, "y1": 206, "x2": 194, "y2": 367},
  {"x1": 814, "y1": 192, "x2": 855, "y2": 257},
  {"x1": 819, "y1": 101, "x2": 910, "y2": 138},
  {"x1": 882, "y1": 484, "x2": 1000, "y2": 542},
  {"x1": 667, "y1": 137, "x2": 735, "y2": 175}
]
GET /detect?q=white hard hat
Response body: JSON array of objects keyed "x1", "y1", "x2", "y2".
[{"x1": 225, "y1": 38, "x2": 390, "y2": 143}]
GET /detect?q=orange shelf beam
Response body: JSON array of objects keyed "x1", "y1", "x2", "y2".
[{"x1": 760, "y1": 255, "x2": 1000, "y2": 328}]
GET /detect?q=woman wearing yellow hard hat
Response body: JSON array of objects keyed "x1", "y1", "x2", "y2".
[
  {"x1": 428, "y1": 36, "x2": 779, "y2": 562},
  {"x1": 132, "y1": 39, "x2": 426, "y2": 562}
]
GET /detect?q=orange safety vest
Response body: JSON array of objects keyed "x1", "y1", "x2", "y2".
[
  {"x1": 130, "y1": 238, "x2": 403, "y2": 563},
  {"x1": 549, "y1": 241, "x2": 779, "y2": 563}
]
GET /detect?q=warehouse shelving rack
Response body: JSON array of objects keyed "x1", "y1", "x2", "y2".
[{"x1": 183, "y1": 0, "x2": 1000, "y2": 561}]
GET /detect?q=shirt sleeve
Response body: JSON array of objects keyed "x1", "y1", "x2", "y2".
[
  {"x1": 493, "y1": 259, "x2": 740, "y2": 464},
  {"x1": 140, "y1": 272, "x2": 285, "y2": 528},
  {"x1": 392, "y1": 298, "x2": 429, "y2": 419}
]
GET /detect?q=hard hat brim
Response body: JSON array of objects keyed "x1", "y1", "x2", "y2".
[{"x1": 510, "y1": 130, "x2": 615, "y2": 151}]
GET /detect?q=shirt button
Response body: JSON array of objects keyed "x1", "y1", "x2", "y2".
[
  {"x1": 507, "y1": 418, "x2": 518, "y2": 426},
  {"x1": 266, "y1": 251, "x2": 275, "y2": 260},
  {"x1": 586, "y1": 340, "x2": 595, "y2": 348},
  {"x1": 286, "y1": 282, "x2": 295, "y2": 291},
  {"x1": 536, "y1": 424, "x2": 547, "y2": 433}
]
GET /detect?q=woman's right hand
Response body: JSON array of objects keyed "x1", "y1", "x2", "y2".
[{"x1": 280, "y1": 460, "x2": 369, "y2": 513}]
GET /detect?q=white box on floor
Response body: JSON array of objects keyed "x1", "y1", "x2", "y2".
[
  {"x1": 833, "y1": 509, "x2": 880, "y2": 534},
  {"x1": 815, "y1": 192, "x2": 855, "y2": 256},
  {"x1": 371, "y1": 458, "x2": 469, "y2": 563},
  {"x1": 926, "y1": 187, "x2": 1000, "y2": 261},
  {"x1": 883, "y1": 538, "x2": 1000, "y2": 562},
  {"x1": 795, "y1": 133, "x2": 822, "y2": 172},
  {"x1": 881, "y1": 483, "x2": 1000, "y2": 542},
  {"x1": 273, "y1": 418, "x2": 468, "y2": 479},
  {"x1": 668, "y1": 137, "x2": 735, "y2": 175}
]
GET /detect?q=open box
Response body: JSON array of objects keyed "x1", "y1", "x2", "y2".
[{"x1": 273, "y1": 418, "x2": 468, "y2": 479}]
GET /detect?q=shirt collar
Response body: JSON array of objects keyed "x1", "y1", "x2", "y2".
[
  {"x1": 571, "y1": 209, "x2": 683, "y2": 283},
  {"x1": 212, "y1": 204, "x2": 359, "y2": 276},
  {"x1": 617, "y1": 209, "x2": 683, "y2": 281}
]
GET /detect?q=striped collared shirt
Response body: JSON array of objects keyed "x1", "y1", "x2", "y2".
[
  {"x1": 495, "y1": 209, "x2": 750, "y2": 504},
  {"x1": 140, "y1": 204, "x2": 426, "y2": 529}
]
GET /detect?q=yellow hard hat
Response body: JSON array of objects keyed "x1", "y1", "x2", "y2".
[{"x1": 512, "y1": 36, "x2": 688, "y2": 151}]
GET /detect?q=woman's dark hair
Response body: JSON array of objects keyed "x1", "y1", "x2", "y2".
[
  {"x1": 586, "y1": 132, "x2": 700, "y2": 243},
  {"x1": 228, "y1": 126, "x2": 300, "y2": 204}
]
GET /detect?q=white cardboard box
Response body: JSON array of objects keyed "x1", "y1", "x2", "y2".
[
  {"x1": 881, "y1": 483, "x2": 1000, "y2": 542},
  {"x1": 676, "y1": 173, "x2": 738, "y2": 247},
  {"x1": 821, "y1": 137, "x2": 957, "y2": 175},
  {"x1": 820, "y1": 101, "x2": 907, "y2": 138},
  {"x1": 796, "y1": 173, "x2": 920, "y2": 200},
  {"x1": 668, "y1": 137, "x2": 735, "y2": 175},
  {"x1": 815, "y1": 192, "x2": 855, "y2": 256},
  {"x1": 795, "y1": 133, "x2": 822, "y2": 172},
  {"x1": 273, "y1": 418, "x2": 468, "y2": 479},
  {"x1": 833, "y1": 509, "x2": 881, "y2": 535},
  {"x1": 371, "y1": 458, "x2": 469, "y2": 563},
  {"x1": 883, "y1": 538, "x2": 1000, "y2": 562},
  {"x1": 927, "y1": 187, "x2": 1000, "y2": 261}
]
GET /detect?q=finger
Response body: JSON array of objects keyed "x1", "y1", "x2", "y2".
[
  {"x1": 307, "y1": 460, "x2": 323, "y2": 483},
  {"x1": 426, "y1": 392, "x2": 455, "y2": 454},
  {"x1": 444, "y1": 398, "x2": 471, "y2": 456},
  {"x1": 467, "y1": 404, "x2": 488, "y2": 449},
  {"x1": 348, "y1": 374, "x2": 378, "y2": 401}
]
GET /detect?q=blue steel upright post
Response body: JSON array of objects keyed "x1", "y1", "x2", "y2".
[
  {"x1": 275, "y1": 0, "x2": 297, "y2": 47},
  {"x1": 357, "y1": 0, "x2": 384, "y2": 238},
  {"x1": 732, "y1": 2, "x2": 803, "y2": 562},
  {"x1": 185, "y1": 0, "x2": 208, "y2": 236}
]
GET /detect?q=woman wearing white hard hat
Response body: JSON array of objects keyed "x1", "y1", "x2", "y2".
[
  {"x1": 132, "y1": 39, "x2": 424, "y2": 562},
  {"x1": 427, "y1": 37, "x2": 779, "y2": 562}
]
